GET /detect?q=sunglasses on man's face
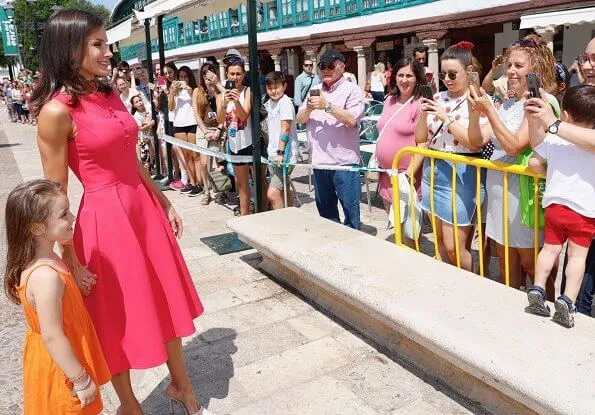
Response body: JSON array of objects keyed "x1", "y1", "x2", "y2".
[
  {"x1": 318, "y1": 62, "x2": 336, "y2": 71},
  {"x1": 438, "y1": 71, "x2": 459, "y2": 81},
  {"x1": 303, "y1": 63, "x2": 313, "y2": 67}
]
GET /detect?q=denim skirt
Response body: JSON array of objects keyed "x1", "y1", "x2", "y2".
[{"x1": 420, "y1": 158, "x2": 486, "y2": 226}]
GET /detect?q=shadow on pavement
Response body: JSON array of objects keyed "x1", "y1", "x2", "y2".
[{"x1": 141, "y1": 328, "x2": 237, "y2": 414}]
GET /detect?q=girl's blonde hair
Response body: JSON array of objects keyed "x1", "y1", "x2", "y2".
[
  {"x1": 4, "y1": 180, "x2": 62, "y2": 304},
  {"x1": 505, "y1": 34, "x2": 556, "y2": 93},
  {"x1": 374, "y1": 62, "x2": 385, "y2": 73}
]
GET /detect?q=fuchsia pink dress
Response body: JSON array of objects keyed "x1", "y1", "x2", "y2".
[{"x1": 53, "y1": 91, "x2": 203, "y2": 375}]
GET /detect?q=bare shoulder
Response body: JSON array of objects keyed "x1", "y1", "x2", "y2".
[
  {"x1": 24, "y1": 264, "x2": 65, "y2": 296},
  {"x1": 38, "y1": 100, "x2": 73, "y2": 141}
]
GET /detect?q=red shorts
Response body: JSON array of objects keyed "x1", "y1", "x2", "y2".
[{"x1": 544, "y1": 204, "x2": 595, "y2": 248}]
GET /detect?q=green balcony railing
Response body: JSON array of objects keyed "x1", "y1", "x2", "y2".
[{"x1": 119, "y1": 0, "x2": 435, "y2": 61}]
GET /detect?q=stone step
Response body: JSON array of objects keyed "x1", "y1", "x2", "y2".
[{"x1": 228, "y1": 207, "x2": 595, "y2": 415}]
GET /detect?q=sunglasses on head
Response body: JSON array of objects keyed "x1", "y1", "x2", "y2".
[
  {"x1": 438, "y1": 71, "x2": 459, "y2": 81},
  {"x1": 512, "y1": 39, "x2": 538, "y2": 48},
  {"x1": 318, "y1": 62, "x2": 337, "y2": 71}
]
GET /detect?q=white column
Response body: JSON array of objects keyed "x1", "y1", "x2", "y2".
[
  {"x1": 271, "y1": 54, "x2": 281, "y2": 71},
  {"x1": 535, "y1": 25, "x2": 556, "y2": 52},
  {"x1": 423, "y1": 38, "x2": 439, "y2": 89},
  {"x1": 306, "y1": 50, "x2": 318, "y2": 76},
  {"x1": 215, "y1": 58, "x2": 226, "y2": 81},
  {"x1": 287, "y1": 49, "x2": 297, "y2": 76},
  {"x1": 353, "y1": 46, "x2": 367, "y2": 89}
]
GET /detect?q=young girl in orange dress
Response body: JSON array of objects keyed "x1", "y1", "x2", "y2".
[{"x1": 3, "y1": 180, "x2": 111, "y2": 414}]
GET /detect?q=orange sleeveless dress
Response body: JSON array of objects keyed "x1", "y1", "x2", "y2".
[{"x1": 17, "y1": 262, "x2": 111, "y2": 414}]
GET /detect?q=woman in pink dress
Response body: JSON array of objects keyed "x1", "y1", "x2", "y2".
[
  {"x1": 375, "y1": 58, "x2": 427, "y2": 247},
  {"x1": 32, "y1": 10, "x2": 205, "y2": 415}
]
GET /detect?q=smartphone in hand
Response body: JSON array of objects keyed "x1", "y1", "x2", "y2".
[
  {"x1": 309, "y1": 88, "x2": 321, "y2": 97},
  {"x1": 420, "y1": 85, "x2": 433, "y2": 100},
  {"x1": 225, "y1": 80, "x2": 236, "y2": 90},
  {"x1": 526, "y1": 73, "x2": 540, "y2": 98},
  {"x1": 468, "y1": 72, "x2": 480, "y2": 90}
]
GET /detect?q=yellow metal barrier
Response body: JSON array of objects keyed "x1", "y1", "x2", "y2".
[{"x1": 391, "y1": 146, "x2": 544, "y2": 285}]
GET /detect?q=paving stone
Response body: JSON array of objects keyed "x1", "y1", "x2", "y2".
[
  {"x1": 228, "y1": 278, "x2": 285, "y2": 304},
  {"x1": 389, "y1": 399, "x2": 443, "y2": 415},
  {"x1": 201, "y1": 288, "x2": 244, "y2": 314},
  {"x1": 286, "y1": 309, "x2": 345, "y2": 341},
  {"x1": 233, "y1": 376, "x2": 378, "y2": 415},
  {"x1": 234, "y1": 336, "x2": 354, "y2": 400}
]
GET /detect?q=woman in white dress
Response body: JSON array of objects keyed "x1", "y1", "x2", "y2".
[{"x1": 468, "y1": 35, "x2": 557, "y2": 294}]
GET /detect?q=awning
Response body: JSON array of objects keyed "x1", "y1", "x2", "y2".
[
  {"x1": 106, "y1": 17, "x2": 133, "y2": 44},
  {"x1": 134, "y1": 0, "x2": 243, "y2": 21},
  {"x1": 175, "y1": 58, "x2": 204, "y2": 70},
  {"x1": 520, "y1": 6, "x2": 595, "y2": 29}
]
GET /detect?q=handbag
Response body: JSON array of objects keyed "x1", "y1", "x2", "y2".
[
  {"x1": 388, "y1": 173, "x2": 422, "y2": 240},
  {"x1": 208, "y1": 170, "x2": 232, "y2": 193}
]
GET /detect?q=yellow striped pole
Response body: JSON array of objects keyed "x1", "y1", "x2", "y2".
[
  {"x1": 503, "y1": 172, "x2": 510, "y2": 286},
  {"x1": 452, "y1": 163, "x2": 461, "y2": 269},
  {"x1": 476, "y1": 167, "x2": 484, "y2": 277}
]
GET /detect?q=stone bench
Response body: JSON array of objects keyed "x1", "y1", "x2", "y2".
[{"x1": 227, "y1": 208, "x2": 595, "y2": 415}]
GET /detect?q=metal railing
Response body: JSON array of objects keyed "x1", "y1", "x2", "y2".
[
  {"x1": 391, "y1": 147, "x2": 544, "y2": 285},
  {"x1": 119, "y1": 0, "x2": 435, "y2": 60}
]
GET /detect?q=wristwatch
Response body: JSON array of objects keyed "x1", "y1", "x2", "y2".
[
  {"x1": 324, "y1": 103, "x2": 332, "y2": 113},
  {"x1": 547, "y1": 120, "x2": 562, "y2": 134}
]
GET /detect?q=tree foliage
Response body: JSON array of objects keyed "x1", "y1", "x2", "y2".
[{"x1": 9, "y1": 0, "x2": 110, "y2": 70}]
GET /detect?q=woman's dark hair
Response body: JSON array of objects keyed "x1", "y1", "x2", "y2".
[
  {"x1": 177, "y1": 66, "x2": 197, "y2": 90},
  {"x1": 198, "y1": 62, "x2": 217, "y2": 90},
  {"x1": 388, "y1": 58, "x2": 427, "y2": 99},
  {"x1": 129, "y1": 95, "x2": 143, "y2": 115},
  {"x1": 30, "y1": 9, "x2": 110, "y2": 115},
  {"x1": 440, "y1": 41, "x2": 475, "y2": 68},
  {"x1": 562, "y1": 85, "x2": 595, "y2": 124},
  {"x1": 163, "y1": 62, "x2": 178, "y2": 87}
]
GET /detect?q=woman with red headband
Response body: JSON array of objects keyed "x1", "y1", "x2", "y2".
[{"x1": 414, "y1": 41, "x2": 487, "y2": 272}]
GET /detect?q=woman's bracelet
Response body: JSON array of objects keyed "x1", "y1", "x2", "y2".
[{"x1": 72, "y1": 373, "x2": 92, "y2": 392}]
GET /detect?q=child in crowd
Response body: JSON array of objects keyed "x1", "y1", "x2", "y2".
[
  {"x1": 3, "y1": 180, "x2": 110, "y2": 413},
  {"x1": 264, "y1": 71, "x2": 298, "y2": 209},
  {"x1": 525, "y1": 85, "x2": 595, "y2": 328},
  {"x1": 131, "y1": 95, "x2": 155, "y2": 172}
]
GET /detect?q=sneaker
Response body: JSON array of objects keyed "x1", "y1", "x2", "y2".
[
  {"x1": 188, "y1": 185, "x2": 203, "y2": 197},
  {"x1": 525, "y1": 288, "x2": 551, "y2": 317},
  {"x1": 180, "y1": 184, "x2": 195, "y2": 194},
  {"x1": 169, "y1": 180, "x2": 185, "y2": 191},
  {"x1": 552, "y1": 296, "x2": 576, "y2": 328}
]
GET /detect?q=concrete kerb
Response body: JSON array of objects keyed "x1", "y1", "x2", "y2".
[{"x1": 228, "y1": 208, "x2": 595, "y2": 415}]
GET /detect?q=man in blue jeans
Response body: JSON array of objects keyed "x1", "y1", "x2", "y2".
[{"x1": 296, "y1": 49, "x2": 364, "y2": 229}]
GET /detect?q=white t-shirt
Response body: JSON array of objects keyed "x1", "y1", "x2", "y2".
[
  {"x1": 264, "y1": 95, "x2": 298, "y2": 164},
  {"x1": 225, "y1": 88, "x2": 252, "y2": 153},
  {"x1": 173, "y1": 88, "x2": 197, "y2": 127},
  {"x1": 370, "y1": 72, "x2": 384, "y2": 92},
  {"x1": 426, "y1": 91, "x2": 488, "y2": 153},
  {"x1": 120, "y1": 88, "x2": 140, "y2": 113},
  {"x1": 133, "y1": 111, "x2": 153, "y2": 141},
  {"x1": 534, "y1": 133, "x2": 595, "y2": 218}
]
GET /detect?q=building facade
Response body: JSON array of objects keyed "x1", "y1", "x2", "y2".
[{"x1": 108, "y1": 0, "x2": 595, "y2": 88}]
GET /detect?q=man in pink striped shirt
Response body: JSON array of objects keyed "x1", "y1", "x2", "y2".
[{"x1": 297, "y1": 49, "x2": 365, "y2": 229}]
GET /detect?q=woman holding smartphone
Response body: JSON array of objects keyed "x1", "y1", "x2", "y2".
[
  {"x1": 414, "y1": 41, "x2": 487, "y2": 272},
  {"x1": 467, "y1": 35, "x2": 557, "y2": 293},
  {"x1": 216, "y1": 58, "x2": 267, "y2": 215},
  {"x1": 193, "y1": 62, "x2": 225, "y2": 205},
  {"x1": 375, "y1": 58, "x2": 427, "y2": 246},
  {"x1": 169, "y1": 66, "x2": 202, "y2": 197}
]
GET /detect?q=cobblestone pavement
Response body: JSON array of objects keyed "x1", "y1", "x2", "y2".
[{"x1": 0, "y1": 111, "x2": 484, "y2": 415}]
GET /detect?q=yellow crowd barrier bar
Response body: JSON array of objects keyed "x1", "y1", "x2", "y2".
[
  {"x1": 391, "y1": 147, "x2": 544, "y2": 284},
  {"x1": 475, "y1": 167, "x2": 484, "y2": 277},
  {"x1": 533, "y1": 177, "x2": 540, "y2": 266},
  {"x1": 503, "y1": 172, "x2": 510, "y2": 286}
]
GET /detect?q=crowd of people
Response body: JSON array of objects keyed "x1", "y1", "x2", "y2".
[
  {"x1": 1, "y1": 6, "x2": 594, "y2": 414},
  {"x1": 1, "y1": 69, "x2": 39, "y2": 125}
]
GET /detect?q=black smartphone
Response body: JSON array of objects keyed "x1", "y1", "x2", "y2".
[
  {"x1": 526, "y1": 73, "x2": 540, "y2": 98},
  {"x1": 420, "y1": 85, "x2": 433, "y2": 100},
  {"x1": 225, "y1": 80, "x2": 236, "y2": 90},
  {"x1": 309, "y1": 88, "x2": 320, "y2": 97}
]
